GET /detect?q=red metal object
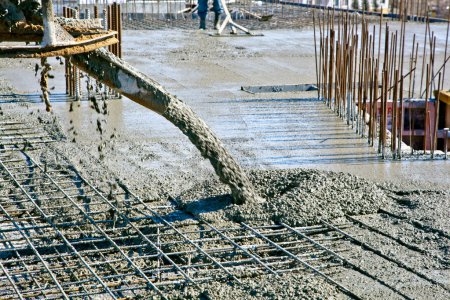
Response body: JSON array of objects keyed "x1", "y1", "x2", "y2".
[{"x1": 366, "y1": 99, "x2": 450, "y2": 151}]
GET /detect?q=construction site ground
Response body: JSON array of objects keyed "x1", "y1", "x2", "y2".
[{"x1": 0, "y1": 23, "x2": 449, "y2": 299}]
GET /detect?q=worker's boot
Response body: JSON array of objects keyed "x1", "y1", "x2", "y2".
[
  {"x1": 199, "y1": 16, "x2": 206, "y2": 30},
  {"x1": 214, "y1": 13, "x2": 221, "y2": 30}
]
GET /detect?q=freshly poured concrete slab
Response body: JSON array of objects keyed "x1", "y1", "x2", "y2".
[{"x1": 0, "y1": 28, "x2": 449, "y2": 191}]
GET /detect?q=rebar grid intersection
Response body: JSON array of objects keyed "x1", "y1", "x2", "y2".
[
  {"x1": 0, "y1": 148, "x2": 352, "y2": 299},
  {"x1": 0, "y1": 121, "x2": 54, "y2": 151}
]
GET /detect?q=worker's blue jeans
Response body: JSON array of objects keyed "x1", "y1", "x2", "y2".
[{"x1": 198, "y1": 0, "x2": 223, "y2": 19}]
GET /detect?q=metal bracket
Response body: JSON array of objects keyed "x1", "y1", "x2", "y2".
[{"x1": 0, "y1": 0, "x2": 118, "y2": 58}]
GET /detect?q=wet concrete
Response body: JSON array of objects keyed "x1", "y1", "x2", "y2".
[
  {"x1": 1, "y1": 28, "x2": 449, "y2": 192},
  {"x1": 119, "y1": 27, "x2": 450, "y2": 191},
  {"x1": 0, "y1": 25, "x2": 449, "y2": 300}
]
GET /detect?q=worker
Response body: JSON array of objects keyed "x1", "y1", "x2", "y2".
[{"x1": 198, "y1": 0, "x2": 223, "y2": 30}]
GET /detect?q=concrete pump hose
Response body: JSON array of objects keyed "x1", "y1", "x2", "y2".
[{"x1": 71, "y1": 48, "x2": 259, "y2": 205}]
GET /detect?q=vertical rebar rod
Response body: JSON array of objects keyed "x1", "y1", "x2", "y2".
[
  {"x1": 432, "y1": 72, "x2": 441, "y2": 159},
  {"x1": 313, "y1": 12, "x2": 320, "y2": 100},
  {"x1": 425, "y1": 63, "x2": 430, "y2": 152},
  {"x1": 318, "y1": 12, "x2": 324, "y2": 100},
  {"x1": 392, "y1": 69, "x2": 398, "y2": 156},
  {"x1": 444, "y1": 128, "x2": 449, "y2": 159},
  {"x1": 118, "y1": 3, "x2": 122, "y2": 58},
  {"x1": 74, "y1": 8, "x2": 80, "y2": 101},
  {"x1": 419, "y1": 16, "x2": 429, "y2": 97},
  {"x1": 398, "y1": 70, "x2": 404, "y2": 159},
  {"x1": 63, "y1": 7, "x2": 70, "y2": 96}
]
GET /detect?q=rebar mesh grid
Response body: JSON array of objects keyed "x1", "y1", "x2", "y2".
[
  {"x1": 0, "y1": 121, "x2": 54, "y2": 151},
  {"x1": 0, "y1": 146, "x2": 356, "y2": 299},
  {"x1": 1, "y1": 119, "x2": 444, "y2": 299}
]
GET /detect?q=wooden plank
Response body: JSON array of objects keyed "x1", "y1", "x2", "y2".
[
  {"x1": 0, "y1": 32, "x2": 118, "y2": 58},
  {"x1": 435, "y1": 90, "x2": 450, "y2": 105},
  {"x1": 0, "y1": 20, "x2": 112, "y2": 42}
]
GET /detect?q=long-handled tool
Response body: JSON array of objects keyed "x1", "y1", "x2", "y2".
[{"x1": 212, "y1": 0, "x2": 263, "y2": 36}]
